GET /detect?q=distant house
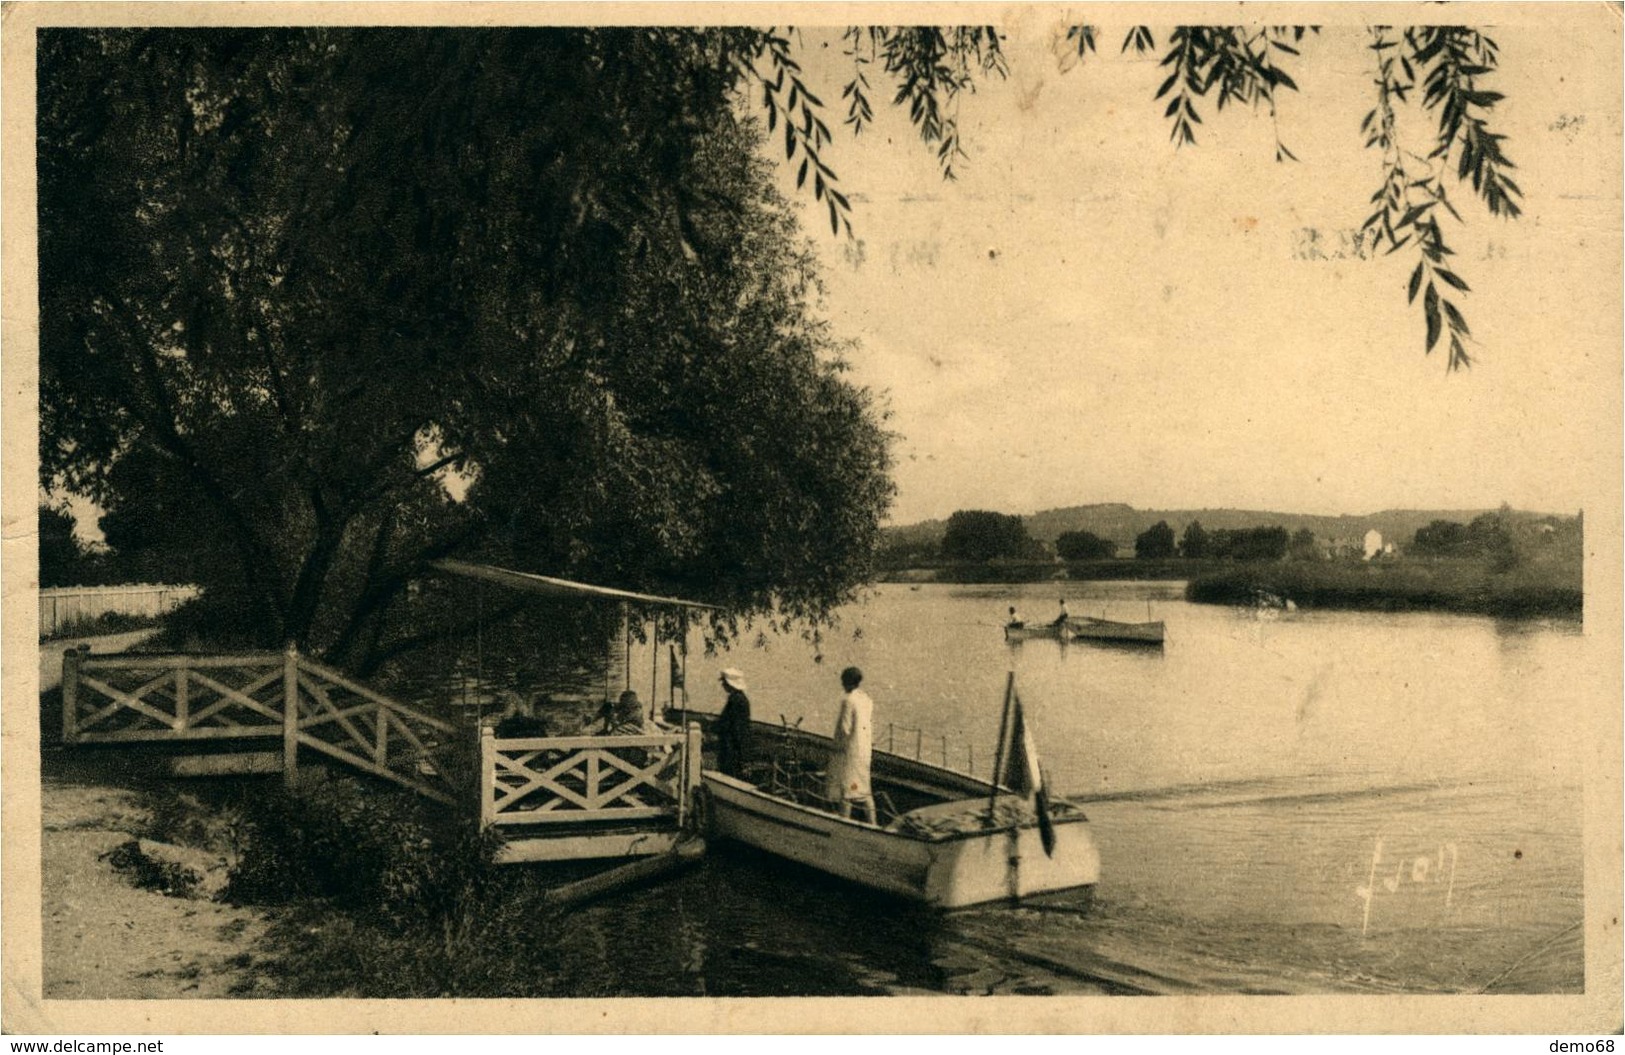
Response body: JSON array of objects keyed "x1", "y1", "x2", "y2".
[
  {"x1": 1324, "y1": 536, "x2": 1359, "y2": 560},
  {"x1": 1363, "y1": 529, "x2": 1383, "y2": 561}
]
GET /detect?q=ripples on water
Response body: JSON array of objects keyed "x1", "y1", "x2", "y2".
[{"x1": 390, "y1": 581, "x2": 1587, "y2": 996}]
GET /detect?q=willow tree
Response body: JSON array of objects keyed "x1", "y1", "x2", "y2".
[{"x1": 39, "y1": 28, "x2": 892, "y2": 668}]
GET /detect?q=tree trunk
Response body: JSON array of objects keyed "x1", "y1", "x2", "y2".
[{"x1": 283, "y1": 520, "x2": 348, "y2": 651}]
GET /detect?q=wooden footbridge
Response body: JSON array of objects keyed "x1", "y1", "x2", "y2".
[
  {"x1": 57, "y1": 561, "x2": 713, "y2": 865},
  {"x1": 61, "y1": 644, "x2": 705, "y2": 863}
]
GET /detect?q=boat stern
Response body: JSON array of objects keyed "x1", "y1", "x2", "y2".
[{"x1": 922, "y1": 816, "x2": 1100, "y2": 909}]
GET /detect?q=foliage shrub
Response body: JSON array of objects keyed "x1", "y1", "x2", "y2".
[
  {"x1": 219, "y1": 778, "x2": 580, "y2": 997},
  {"x1": 41, "y1": 610, "x2": 165, "y2": 642},
  {"x1": 1185, "y1": 560, "x2": 1581, "y2": 617},
  {"x1": 139, "y1": 789, "x2": 239, "y2": 852},
  {"x1": 150, "y1": 594, "x2": 275, "y2": 654},
  {"x1": 225, "y1": 777, "x2": 502, "y2": 929},
  {"x1": 102, "y1": 839, "x2": 202, "y2": 899},
  {"x1": 256, "y1": 865, "x2": 573, "y2": 998}
]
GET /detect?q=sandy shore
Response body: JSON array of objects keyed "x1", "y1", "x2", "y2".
[
  {"x1": 38, "y1": 630, "x2": 274, "y2": 1000},
  {"x1": 40, "y1": 780, "x2": 273, "y2": 999}
]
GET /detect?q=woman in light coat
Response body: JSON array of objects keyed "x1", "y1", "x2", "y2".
[{"x1": 826, "y1": 666, "x2": 875, "y2": 824}]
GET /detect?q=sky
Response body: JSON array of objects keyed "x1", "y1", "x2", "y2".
[{"x1": 766, "y1": 17, "x2": 1621, "y2": 526}]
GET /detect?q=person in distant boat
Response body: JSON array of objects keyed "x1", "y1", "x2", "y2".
[
  {"x1": 1051, "y1": 598, "x2": 1071, "y2": 628},
  {"x1": 826, "y1": 666, "x2": 875, "y2": 824},
  {"x1": 716, "y1": 668, "x2": 752, "y2": 778},
  {"x1": 1006, "y1": 606, "x2": 1025, "y2": 629}
]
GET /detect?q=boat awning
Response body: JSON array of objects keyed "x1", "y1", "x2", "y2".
[{"x1": 431, "y1": 559, "x2": 719, "y2": 610}]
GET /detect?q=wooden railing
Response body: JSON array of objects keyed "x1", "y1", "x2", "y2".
[
  {"x1": 60, "y1": 645, "x2": 459, "y2": 804},
  {"x1": 479, "y1": 724, "x2": 703, "y2": 832},
  {"x1": 883, "y1": 721, "x2": 982, "y2": 779}
]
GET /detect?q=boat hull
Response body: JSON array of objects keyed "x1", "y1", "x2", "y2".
[
  {"x1": 702, "y1": 773, "x2": 1100, "y2": 909},
  {"x1": 1004, "y1": 618, "x2": 1165, "y2": 644}
]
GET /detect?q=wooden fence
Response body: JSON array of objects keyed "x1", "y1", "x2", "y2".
[
  {"x1": 479, "y1": 724, "x2": 703, "y2": 832},
  {"x1": 60, "y1": 645, "x2": 458, "y2": 804},
  {"x1": 40, "y1": 584, "x2": 201, "y2": 638}
]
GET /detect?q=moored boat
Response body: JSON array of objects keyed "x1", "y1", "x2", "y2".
[
  {"x1": 680, "y1": 691, "x2": 1100, "y2": 909},
  {"x1": 1004, "y1": 617, "x2": 1165, "y2": 645}
]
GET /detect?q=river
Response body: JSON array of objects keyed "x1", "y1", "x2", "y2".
[{"x1": 414, "y1": 581, "x2": 1588, "y2": 996}]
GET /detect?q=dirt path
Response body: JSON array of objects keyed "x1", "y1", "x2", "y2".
[
  {"x1": 39, "y1": 629, "x2": 159, "y2": 693},
  {"x1": 40, "y1": 781, "x2": 274, "y2": 999},
  {"x1": 39, "y1": 629, "x2": 275, "y2": 999}
]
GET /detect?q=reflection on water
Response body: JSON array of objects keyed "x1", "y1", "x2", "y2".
[
  {"x1": 394, "y1": 580, "x2": 1589, "y2": 995},
  {"x1": 539, "y1": 776, "x2": 1579, "y2": 996},
  {"x1": 377, "y1": 581, "x2": 630, "y2": 715}
]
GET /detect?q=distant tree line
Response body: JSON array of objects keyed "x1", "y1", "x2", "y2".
[
  {"x1": 39, "y1": 504, "x2": 94, "y2": 588},
  {"x1": 881, "y1": 511, "x2": 1308, "y2": 567},
  {"x1": 1411, "y1": 512, "x2": 1513, "y2": 558},
  {"x1": 38, "y1": 502, "x2": 210, "y2": 588},
  {"x1": 940, "y1": 511, "x2": 1045, "y2": 563},
  {"x1": 1166, "y1": 521, "x2": 1293, "y2": 561},
  {"x1": 882, "y1": 506, "x2": 1581, "y2": 572},
  {"x1": 1056, "y1": 530, "x2": 1116, "y2": 561},
  {"x1": 1409, "y1": 506, "x2": 1581, "y2": 572}
]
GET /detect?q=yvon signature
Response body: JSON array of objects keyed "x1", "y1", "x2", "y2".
[{"x1": 1355, "y1": 837, "x2": 1459, "y2": 936}]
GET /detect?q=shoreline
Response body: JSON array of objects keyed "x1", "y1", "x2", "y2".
[{"x1": 878, "y1": 559, "x2": 1583, "y2": 620}]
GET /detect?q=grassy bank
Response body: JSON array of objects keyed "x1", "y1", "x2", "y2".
[
  {"x1": 40, "y1": 610, "x2": 167, "y2": 642},
  {"x1": 1184, "y1": 559, "x2": 1582, "y2": 619},
  {"x1": 231, "y1": 779, "x2": 573, "y2": 997}
]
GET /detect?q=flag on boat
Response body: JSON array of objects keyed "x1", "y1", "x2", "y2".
[
  {"x1": 1001, "y1": 688, "x2": 1057, "y2": 857},
  {"x1": 668, "y1": 645, "x2": 685, "y2": 690}
]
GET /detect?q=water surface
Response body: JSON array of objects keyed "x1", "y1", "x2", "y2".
[{"x1": 415, "y1": 582, "x2": 1587, "y2": 995}]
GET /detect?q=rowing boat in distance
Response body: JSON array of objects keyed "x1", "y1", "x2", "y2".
[
  {"x1": 675, "y1": 710, "x2": 1100, "y2": 909},
  {"x1": 1004, "y1": 617, "x2": 1166, "y2": 645}
]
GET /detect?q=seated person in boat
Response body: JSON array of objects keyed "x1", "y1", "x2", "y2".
[
  {"x1": 716, "y1": 668, "x2": 752, "y2": 778},
  {"x1": 1006, "y1": 606, "x2": 1025, "y2": 628},
  {"x1": 597, "y1": 689, "x2": 652, "y2": 736},
  {"x1": 1051, "y1": 598, "x2": 1071, "y2": 627},
  {"x1": 826, "y1": 666, "x2": 875, "y2": 824}
]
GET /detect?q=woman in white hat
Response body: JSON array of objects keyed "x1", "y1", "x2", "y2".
[{"x1": 716, "y1": 668, "x2": 752, "y2": 777}]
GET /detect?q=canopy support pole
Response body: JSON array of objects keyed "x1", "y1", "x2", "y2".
[
  {"x1": 989, "y1": 671, "x2": 1015, "y2": 817},
  {"x1": 650, "y1": 616, "x2": 659, "y2": 720}
]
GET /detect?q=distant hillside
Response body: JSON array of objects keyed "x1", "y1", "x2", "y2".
[{"x1": 886, "y1": 503, "x2": 1578, "y2": 553}]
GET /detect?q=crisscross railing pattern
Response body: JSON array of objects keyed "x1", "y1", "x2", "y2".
[
  {"x1": 479, "y1": 725, "x2": 703, "y2": 831},
  {"x1": 65, "y1": 653, "x2": 284, "y2": 743},
  {"x1": 61, "y1": 646, "x2": 458, "y2": 804},
  {"x1": 291, "y1": 656, "x2": 458, "y2": 803}
]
